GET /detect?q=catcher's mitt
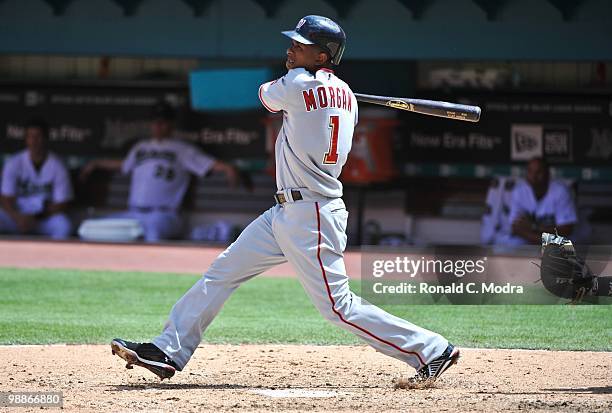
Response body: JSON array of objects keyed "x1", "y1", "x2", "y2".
[{"x1": 539, "y1": 232, "x2": 595, "y2": 303}]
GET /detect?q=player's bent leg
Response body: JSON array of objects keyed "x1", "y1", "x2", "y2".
[
  {"x1": 151, "y1": 206, "x2": 287, "y2": 369},
  {"x1": 38, "y1": 213, "x2": 72, "y2": 239},
  {"x1": 275, "y1": 199, "x2": 448, "y2": 370}
]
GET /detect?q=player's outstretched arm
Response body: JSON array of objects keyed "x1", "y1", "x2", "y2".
[
  {"x1": 211, "y1": 161, "x2": 242, "y2": 189},
  {"x1": 79, "y1": 159, "x2": 123, "y2": 182}
]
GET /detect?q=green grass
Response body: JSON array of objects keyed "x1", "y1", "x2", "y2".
[{"x1": 0, "y1": 267, "x2": 610, "y2": 350}]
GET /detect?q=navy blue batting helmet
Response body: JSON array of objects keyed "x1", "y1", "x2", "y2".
[{"x1": 282, "y1": 15, "x2": 346, "y2": 65}]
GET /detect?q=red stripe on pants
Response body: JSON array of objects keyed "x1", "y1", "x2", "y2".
[{"x1": 314, "y1": 202, "x2": 425, "y2": 365}]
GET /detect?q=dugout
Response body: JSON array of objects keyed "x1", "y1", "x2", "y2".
[{"x1": 1, "y1": 0, "x2": 612, "y2": 245}]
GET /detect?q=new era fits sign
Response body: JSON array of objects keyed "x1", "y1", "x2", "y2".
[
  {"x1": 511, "y1": 124, "x2": 542, "y2": 161},
  {"x1": 511, "y1": 124, "x2": 572, "y2": 162}
]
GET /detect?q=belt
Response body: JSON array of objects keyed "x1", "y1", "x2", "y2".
[{"x1": 274, "y1": 190, "x2": 303, "y2": 204}]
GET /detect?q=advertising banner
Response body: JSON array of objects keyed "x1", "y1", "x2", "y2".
[
  {"x1": 0, "y1": 82, "x2": 267, "y2": 163},
  {"x1": 399, "y1": 92, "x2": 612, "y2": 166}
]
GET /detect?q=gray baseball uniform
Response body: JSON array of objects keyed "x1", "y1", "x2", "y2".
[
  {"x1": 0, "y1": 149, "x2": 73, "y2": 239},
  {"x1": 152, "y1": 68, "x2": 448, "y2": 370}
]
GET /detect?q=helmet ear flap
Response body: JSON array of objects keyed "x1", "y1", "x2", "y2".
[
  {"x1": 330, "y1": 43, "x2": 345, "y2": 65},
  {"x1": 326, "y1": 41, "x2": 345, "y2": 65},
  {"x1": 326, "y1": 42, "x2": 338, "y2": 57}
]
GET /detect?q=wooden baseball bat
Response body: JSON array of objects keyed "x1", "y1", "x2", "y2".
[{"x1": 354, "y1": 93, "x2": 481, "y2": 122}]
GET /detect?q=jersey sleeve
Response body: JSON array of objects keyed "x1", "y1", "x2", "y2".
[
  {"x1": 121, "y1": 144, "x2": 139, "y2": 175},
  {"x1": 179, "y1": 143, "x2": 216, "y2": 177},
  {"x1": 554, "y1": 184, "x2": 577, "y2": 226},
  {"x1": 258, "y1": 78, "x2": 285, "y2": 113},
  {"x1": 52, "y1": 159, "x2": 73, "y2": 203},
  {"x1": 0, "y1": 158, "x2": 17, "y2": 196}
]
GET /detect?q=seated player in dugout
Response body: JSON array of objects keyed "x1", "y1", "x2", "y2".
[
  {"x1": 0, "y1": 117, "x2": 73, "y2": 239},
  {"x1": 507, "y1": 157, "x2": 577, "y2": 245},
  {"x1": 79, "y1": 102, "x2": 241, "y2": 242}
]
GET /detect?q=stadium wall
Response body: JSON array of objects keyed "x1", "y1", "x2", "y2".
[{"x1": 0, "y1": 0, "x2": 611, "y2": 60}]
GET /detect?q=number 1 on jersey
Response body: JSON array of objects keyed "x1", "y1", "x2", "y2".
[{"x1": 323, "y1": 115, "x2": 340, "y2": 164}]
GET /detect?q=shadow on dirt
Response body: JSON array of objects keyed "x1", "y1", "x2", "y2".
[
  {"x1": 542, "y1": 386, "x2": 612, "y2": 395},
  {"x1": 475, "y1": 386, "x2": 612, "y2": 396}
]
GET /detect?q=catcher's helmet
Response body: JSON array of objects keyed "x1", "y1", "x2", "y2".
[{"x1": 282, "y1": 15, "x2": 346, "y2": 65}]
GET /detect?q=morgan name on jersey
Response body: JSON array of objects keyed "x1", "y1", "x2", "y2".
[{"x1": 302, "y1": 86, "x2": 353, "y2": 113}]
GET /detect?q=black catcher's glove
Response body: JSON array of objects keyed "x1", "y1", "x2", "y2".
[{"x1": 539, "y1": 233, "x2": 595, "y2": 303}]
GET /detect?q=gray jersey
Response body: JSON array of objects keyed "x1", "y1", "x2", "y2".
[
  {"x1": 147, "y1": 18, "x2": 451, "y2": 379},
  {"x1": 259, "y1": 68, "x2": 358, "y2": 198}
]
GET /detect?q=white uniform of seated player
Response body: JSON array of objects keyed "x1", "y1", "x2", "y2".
[
  {"x1": 0, "y1": 118, "x2": 73, "y2": 240},
  {"x1": 80, "y1": 103, "x2": 239, "y2": 243},
  {"x1": 497, "y1": 158, "x2": 577, "y2": 246}
]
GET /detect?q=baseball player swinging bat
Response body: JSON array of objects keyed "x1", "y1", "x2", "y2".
[
  {"x1": 354, "y1": 93, "x2": 481, "y2": 122},
  {"x1": 110, "y1": 14, "x2": 461, "y2": 386}
]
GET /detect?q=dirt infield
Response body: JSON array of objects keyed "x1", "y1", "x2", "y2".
[
  {"x1": 2, "y1": 344, "x2": 610, "y2": 412},
  {"x1": 2, "y1": 240, "x2": 611, "y2": 411},
  {"x1": 0, "y1": 239, "x2": 361, "y2": 277},
  {"x1": 0, "y1": 239, "x2": 567, "y2": 282}
]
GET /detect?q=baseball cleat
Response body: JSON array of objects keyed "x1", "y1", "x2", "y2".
[
  {"x1": 111, "y1": 338, "x2": 178, "y2": 380},
  {"x1": 412, "y1": 343, "x2": 460, "y2": 383}
]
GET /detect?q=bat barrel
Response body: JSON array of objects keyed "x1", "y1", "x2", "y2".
[
  {"x1": 354, "y1": 93, "x2": 481, "y2": 122},
  {"x1": 412, "y1": 98, "x2": 481, "y2": 122}
]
